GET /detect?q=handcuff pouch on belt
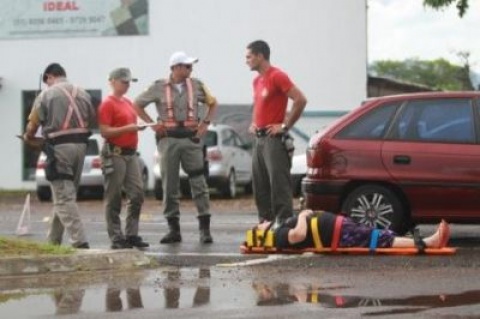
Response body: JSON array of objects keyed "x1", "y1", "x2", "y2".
[
  {"x1": 281, "y1": 133, "x2": 295, "y2": 158},
  {"x1": 43, "y1": 142, "x2": 59, "y2": 181},
  {"x1": 43, "y1": 142, "x2": 74, "y2": 181},
  {"x1": 101, "y1": 143, "x2": 115, "y2": 175}
]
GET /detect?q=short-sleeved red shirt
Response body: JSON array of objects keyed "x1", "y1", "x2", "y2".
[
  {"x1": 98, "y1": 95, "x2": 138, "y2": 148},
  {"x1": 253, "y1": 66, "x2": 294, "y2": 128}
]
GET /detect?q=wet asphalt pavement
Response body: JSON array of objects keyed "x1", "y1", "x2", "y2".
[{"x1": 0, "y1": 193, "x2": 479, "y2": 318}]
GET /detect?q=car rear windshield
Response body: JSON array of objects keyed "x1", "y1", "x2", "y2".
[
  {"x1": 205, "y1": 131, "x2": 217, "y2": 147},
  {"x1": 86, "y1": 139, "x2": 99, "y2": 155}
]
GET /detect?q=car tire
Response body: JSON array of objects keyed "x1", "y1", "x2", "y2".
[
  {"x1": 244, "y1": 181, "x2": 253, "y2": 194},
  {"x1": 292, "y1": 175, "x2": 305, "y2": 198},
  {"x1": 36, "y1": 186, "x2": 51, "y2": 202},
  {"x1": 341, "y1": 184, "x2": 408, "y2": 235},
  {"x1": 154, "y1": 179, "x2": 163, "y2": 200},
  {"x1": 142, "y1": 168, "x2": 149, "y2": 194},
  {"x1": 221, "y1": 170, "x2": 237, "y2": 199}
]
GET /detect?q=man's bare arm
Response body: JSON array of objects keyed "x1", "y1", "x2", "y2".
[{"x1": 284, "y1": 85, "x2": 307, "y2": 129}]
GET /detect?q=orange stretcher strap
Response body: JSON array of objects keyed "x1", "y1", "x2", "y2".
[
  {"x1": 331, "y1": 215, "x2": 344, "y2": 251},
  {"x1": 310, "y1": 217, "x2": 323, "y2": 249},
  {"x1": 240, "y1": 245, "x2": 456, "y2": 255}
]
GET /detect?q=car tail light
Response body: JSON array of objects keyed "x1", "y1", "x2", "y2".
[
  {"x1": 208, "y1": 149, "x2": 222, "y2": 161},
  {"x1": 91, "y1": 157, "x2": 102, "y2": 169},
  {"x1": 36, "y1": 159, "x2": 46, "y2": 169},
  {"x1": 307, "y1": 147, "x2": 323, "y2": 168}
]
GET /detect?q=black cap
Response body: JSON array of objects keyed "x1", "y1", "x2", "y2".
[{"x1": 42, "y1": 63, "x2": 66, "y2": 83}]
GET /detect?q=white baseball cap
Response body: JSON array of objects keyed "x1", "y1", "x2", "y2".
[{"x1": 169, "y1": 51, "x2": 199, "y2": 67}]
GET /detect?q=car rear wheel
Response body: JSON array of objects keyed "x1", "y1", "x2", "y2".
[
  {"x1": 141, "y1": 169, "x2": 149, "y2": 193},
  {"x1": 221, "y1": 170, "x2": 237, "y2": 198},
  {"x1": 36, "y1": 186, "x2": 51, "y2": 202},
  {"x1": 154, "y1": 179, "x2": 163, "y2": 200},
  {"x1": 341, "y1": 184, "x2": 408, "y2": 235}
]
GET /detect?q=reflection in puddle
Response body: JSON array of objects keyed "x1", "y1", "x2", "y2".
[
  {"x1": 0, "y1": 268, "x2": 479, "y2": 317},
  {"x1": 159, "y1": 268, "x2": 211, "y2": 309},
  {"x1": 252, "y1": 281, "x2": 480, "y2": 316},
  {"x1": 106, "y1": 287, "x2": 144, "y2": 312}
]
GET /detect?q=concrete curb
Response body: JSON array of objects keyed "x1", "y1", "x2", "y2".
[{"x1": 0, "y1": 249, "x2": 155, "y2": 276}]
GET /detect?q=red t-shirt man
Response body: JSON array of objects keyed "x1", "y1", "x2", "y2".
[
  {"x1": 253, "y1": 66, "x2": 294, "y2": 128},
  {"x1": 246, "y1": 40, "x2": 307, "y2": 226}
]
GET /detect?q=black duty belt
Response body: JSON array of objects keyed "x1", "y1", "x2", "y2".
[
  {"x1": 48, "y1": 133, "x2": 90, "y2": 145},
  {"x1": 255, "y1": 128, "x2": 282, "y2": 138},
  {"x1": 108, "y1": 144, "x2": 137, "y2": 156},
  {"x1": 164, "y1": 130, "x2": 197, "y2": 139}
]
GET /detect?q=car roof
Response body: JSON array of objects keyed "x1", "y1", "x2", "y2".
[
  {"x1": 365, "y1": 91, "x2": 480, "y2": 104},
  {"x1": 208, "y1": 123, "x2": 235, "y2": 132}
]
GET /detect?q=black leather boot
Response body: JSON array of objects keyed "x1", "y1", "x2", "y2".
[
  {"x1": 126, "y1": 235, "x2": 150, "y2": 248},
  {"x1": 198, "y1": 215, "x2": 213, "y2": 244},
  {"x1": 160, "y1": 218, "x2": 182, "y2": 244}
]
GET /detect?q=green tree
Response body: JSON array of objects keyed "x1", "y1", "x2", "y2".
[
  {"x1": 423, "y1": 0, "x2": 469, "y2": 17},
  {"x1": 369, "y1": 58, "x2": 474, "y2": 91}
]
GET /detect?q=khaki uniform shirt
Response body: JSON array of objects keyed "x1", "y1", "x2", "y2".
[
  {"x1": 35, "y1": 78, "x2": 96, "y2": 138},
  {"x1": 134, "y1": 77, "x2": 216, "y2": 122}
]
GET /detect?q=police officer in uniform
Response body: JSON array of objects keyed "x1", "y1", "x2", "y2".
[
  {"x1": 24, "y1": 63, "x2": 96, "y2": 248},
  {"x1": 133, "y1": 51, "x2": 218, "y2": 244},
  {"x1": 98, "y1": 68, "x2": 149, "y2": 249}
]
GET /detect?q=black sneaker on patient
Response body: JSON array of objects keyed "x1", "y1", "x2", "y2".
[
  {"x1": 111, "y1": 240, "x2": 133, "y2": 249},
  {"x1": 126, "y1": 235, "x2": 150, "y2": 248}
]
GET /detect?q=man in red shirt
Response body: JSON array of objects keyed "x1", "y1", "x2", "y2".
[
  {"x1": 98, "y1": 68, "x2": 149, "y2": 249},
  {"x1": 246, "y1": 40, "x2": 307, "y2": 227}
]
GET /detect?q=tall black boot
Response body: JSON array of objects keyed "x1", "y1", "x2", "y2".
[
  {"x1": 160, "y1": 218, "x2": 182, "y2": 244},
  {"x1": 198, "y1": 215, "x2": 213, "y2": 244}
]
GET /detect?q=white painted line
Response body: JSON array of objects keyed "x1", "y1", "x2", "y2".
[
  {"x1": 145, "y1": 252, "x2": 244, "y2": 257},
  {"x1": 217, "y1": 254, "x2": 305, "y2": 267}
]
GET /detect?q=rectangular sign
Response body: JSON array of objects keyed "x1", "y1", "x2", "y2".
[{"x1": 0, "y1": 0, "x2": 149, "y2": 39}]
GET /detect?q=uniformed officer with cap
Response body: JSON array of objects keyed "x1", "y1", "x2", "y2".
[
  {"x1": 24, "y1": 62, "x2": 96, "y2": 249},
  {"x1": 98, "y1": 67, "x2": 149, "y2": 249},
  {"x1": 133, "y1": 51, "x2": 218, "y2": 244}
]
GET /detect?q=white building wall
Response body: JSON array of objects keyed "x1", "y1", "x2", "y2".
[{"x1": 0, "y1": 0, "x2": 367, "y2": 189}]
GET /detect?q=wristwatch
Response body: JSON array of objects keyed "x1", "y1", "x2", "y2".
[{"x1": 281, "y1": 123, "x2": 289, "y2": 132}]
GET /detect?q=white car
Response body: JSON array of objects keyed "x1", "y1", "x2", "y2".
[
  {"x1": 153, "y1": 123, "x2": 253, "y2": 199},
  {"x1": 291, "y1": 153, "x2": 307, "y2": 197},
  {"x1": 36, "y1": 133, "x2": 149, "y2": 201}
]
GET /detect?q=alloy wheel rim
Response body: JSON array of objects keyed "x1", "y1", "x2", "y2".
[{"x1": 350, "y1": 192, "x2": 394, "y2": 229}]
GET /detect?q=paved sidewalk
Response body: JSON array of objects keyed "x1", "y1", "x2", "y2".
[{"x1": 0, "y1": 249, "x2": 155, "y2": 276}]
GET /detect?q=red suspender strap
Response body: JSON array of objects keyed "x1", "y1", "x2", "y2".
[
  {"x1": 331, "y1": 215, "x2": 344, "y2": 251},
  {"x1": 57, "y1": 86, "x2": 85, "y2": 129},
  {"x1": 185, "y1": 78, "x2": 194, "y2": 121},
  {"x1": 164, "y1": 79, "x2": 197, "y2": 128},
  {"x1": 164, "y1": 83, "x2": 175, "y2": 127}
]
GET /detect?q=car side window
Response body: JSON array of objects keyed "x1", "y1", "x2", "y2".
[
  {"x1": 397, "y1": 99, "x2": 474, "y2": 143},
  {"x1": 205, "y1": 131, "x2": 217, "y2": 147},
  {"x1": 86, "y1": 139, "x2": 99, "y2": 156},
  {"x1": 223, "y1": 129, "x2": 236, "y2": 146},
  {"x1": 336, "y1": 103, "x2": 398, "y2": 139}
]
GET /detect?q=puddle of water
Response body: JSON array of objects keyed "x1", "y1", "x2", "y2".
[
  {"x1": 252, "y1": 281, "x2": 480, "y2": 316},
  {"x1": 0, "y1": 267, "x2": 479, "y2": 317}
]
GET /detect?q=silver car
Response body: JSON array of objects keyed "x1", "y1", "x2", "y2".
[
  {"x1": 35, "y1": 133, "x2": 149, "y2": 201},
  {"x1": 153, "y1": 124, "x2": 253, "y2": 199}
]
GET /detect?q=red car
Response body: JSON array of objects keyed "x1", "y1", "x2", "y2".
[{"x1": 303, "y1": 91, "x2": 480, "y2": 234}]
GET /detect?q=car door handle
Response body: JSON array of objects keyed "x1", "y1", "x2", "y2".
[{"x1": 393, "y1": 155, "x2": 411, "y2": 165}]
